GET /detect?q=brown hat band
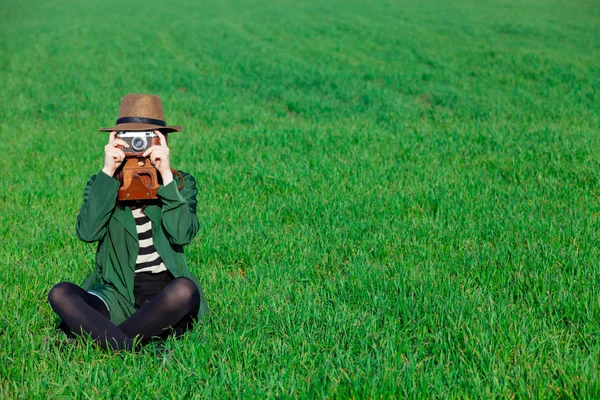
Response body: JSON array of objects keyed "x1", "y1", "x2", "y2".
[{"x1": 116, "y1": 116, "x2": 166, "y2": 127}]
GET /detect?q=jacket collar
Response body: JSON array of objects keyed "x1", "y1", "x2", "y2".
[{"x1": 112, "y1": 206, "x2": 137, "y2": 239}]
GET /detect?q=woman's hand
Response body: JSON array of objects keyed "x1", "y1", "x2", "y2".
[
  {"x1": 143, "y1": 130, "x2": 173, "y2": 185},
  {"x1": 102, "y1": 131, "x2": 129, "y2": 177}
]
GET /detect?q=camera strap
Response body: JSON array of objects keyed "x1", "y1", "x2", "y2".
[{"x1": 171, "y1": 168, "x2": 185, "y2": 190}]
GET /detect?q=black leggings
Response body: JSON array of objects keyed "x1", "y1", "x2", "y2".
[{"x1": 48, "y1": 277, "x2": 200, "y2": 351}]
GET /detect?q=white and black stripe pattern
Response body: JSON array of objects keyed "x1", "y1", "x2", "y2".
[{"x1": 132, "y1": 208, "x2": 167, "y2": 273}]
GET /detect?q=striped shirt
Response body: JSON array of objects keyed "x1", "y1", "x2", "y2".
[{"x1": 132, "y1": 208, "x2": 167, "y2": 274}]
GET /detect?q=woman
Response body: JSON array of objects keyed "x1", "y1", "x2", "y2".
[{"x1": 48, "y1": 94, "x2": 209, "y2": 351}]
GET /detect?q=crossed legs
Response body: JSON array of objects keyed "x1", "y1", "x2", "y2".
[{"x1": 48, "y1": 278, "x2": 199, "y2": 351}]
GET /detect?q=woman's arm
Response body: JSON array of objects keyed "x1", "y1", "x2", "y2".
[
  {"x1": 145, "y1": 130, "x2": 199, "y2": 245},
  {"x1": 76, "y1": 172, "x2": 120, "y2": 242},
  {"x1": 76, "y1": 132, "x2": 128, "y2": 243},
  {"x1": 158, "y1": 172, "x2": 200, "y2": 246}
]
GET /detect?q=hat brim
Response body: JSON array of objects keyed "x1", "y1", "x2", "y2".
[{"x1": 99, "y1": 122, "x2": 182, "y2": 133}]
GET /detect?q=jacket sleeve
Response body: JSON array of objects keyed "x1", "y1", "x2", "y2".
[
  {"x1": 76, "y1": 172, "x2": 120, "y2": 243},
  {"x1": 157, "y1": 172, "x2": 200, "y2": 246}
]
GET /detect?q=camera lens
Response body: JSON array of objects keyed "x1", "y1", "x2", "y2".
[{"x1": 132, "y1": 136, "x2": 147, "y2": 151}]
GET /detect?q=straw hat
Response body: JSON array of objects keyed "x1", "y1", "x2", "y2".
[{"x1": 99, "y1": 93, "x2": 182, "y2": 132}]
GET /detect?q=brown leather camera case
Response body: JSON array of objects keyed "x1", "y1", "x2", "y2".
[{"x1": 117, "y1": 158, "x2": 160, "y2": 201}]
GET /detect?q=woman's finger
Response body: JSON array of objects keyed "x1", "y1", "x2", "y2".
[
  {"x1": 142, "y1": 145, "x2": 162, "y2": 158},
  {"x1": 106, "y1": 147, "x2": 120, "y2": 156},
  {"x1": 109, "y1": 131, "x2": 117, "y2": 143},
  {"x1": 107, "y1": 147, "x2": 126, "y2": 157},
  {"x1": 155, "y1": 130, "x2": 168, "y2": 148},
  {"x1": 108, "y1": 139, "x2": 130, "y2": 148},
  {"x1": 150, "y1": 151, "x2": 164, "y2": 163},
  {"x1": 106, "y1": 152, "x2": 123, "y2": 164}
]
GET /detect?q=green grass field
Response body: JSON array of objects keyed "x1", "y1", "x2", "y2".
[{"x1": 1, "y1": 0, "x2": 599, "y2": 397}]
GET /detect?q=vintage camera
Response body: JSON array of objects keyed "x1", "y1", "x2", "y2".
[
  {"x1": 115, "y1": 131, "x2": 161, "y2": 201},
  {"x1": 116, "y1": 131, "x2": 160, "y2": 156}
]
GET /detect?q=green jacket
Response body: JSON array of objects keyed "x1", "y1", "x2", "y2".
[{"x1": 77, "y1": 170, "x2": 209, "y2": 325}]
